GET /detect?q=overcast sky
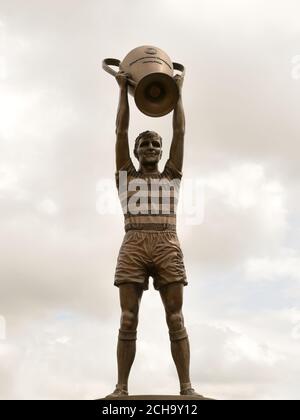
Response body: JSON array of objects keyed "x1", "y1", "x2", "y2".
[{"x1": 1, "y1": 0, "x2": 300, "y2": 400}]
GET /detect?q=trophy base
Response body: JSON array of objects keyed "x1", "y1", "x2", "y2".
[{"x1": 101, "y1": 395, "x2": 212, "y2": 400}]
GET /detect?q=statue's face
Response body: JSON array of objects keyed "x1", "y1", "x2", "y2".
[{"x1": 136, "y1": 135, "x2": 162, "y2": 164}]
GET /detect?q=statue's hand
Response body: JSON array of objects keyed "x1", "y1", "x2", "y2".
[
  {"x1": 116, "y1": 71, "x2": 129, "y2": 89},
  {"x1": 174, "y1": 74, "x2": 184, "y2": 92}
]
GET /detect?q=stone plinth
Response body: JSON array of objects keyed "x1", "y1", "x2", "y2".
[{"x1": 102, "y1": 395, "x2": 213, "y2": 400}]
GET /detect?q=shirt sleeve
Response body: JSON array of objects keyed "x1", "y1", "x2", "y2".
[
  {"x1": 162, "y1": 158, "x2": 183, "y2": 180},
  {"x1": 115, "y1": 158, "x2": 137, "y2": 189}
]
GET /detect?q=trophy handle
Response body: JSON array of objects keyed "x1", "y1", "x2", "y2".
[
  {"x1": 173, "y1": 62, "x2": 185, "y2": 78},
  {"x1": 102, "y1": 58, "x2": 136, "y2": 87}
]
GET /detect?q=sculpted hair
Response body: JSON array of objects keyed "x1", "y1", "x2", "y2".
[{"x1": 134, "y1": 131, "x2": 162, "y2": 159}]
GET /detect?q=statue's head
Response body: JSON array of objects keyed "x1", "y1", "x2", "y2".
[{"x1": 134, "y1": 130, "x2": 162, "y2": 164}]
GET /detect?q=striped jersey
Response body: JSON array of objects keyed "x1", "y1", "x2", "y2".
[{"x1": 115, "y1": 158, "x2": 182, "y2": 232}]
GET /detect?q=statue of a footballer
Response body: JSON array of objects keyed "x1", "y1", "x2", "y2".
[{"x1": 105, "y1": 68, "x2": 201, "y2": 398}]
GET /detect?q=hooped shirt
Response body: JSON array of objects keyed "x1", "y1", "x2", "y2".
[{"x1": 115, "y1": 158, "x2": 182, "y2": 232}]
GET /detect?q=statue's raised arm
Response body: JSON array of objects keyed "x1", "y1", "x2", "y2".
[
  {"x1": 169, "y1": 75, "x2": 185, "y2": 172},
  {"x1": 115, "y1": 71, "x2": 130, "y2": 171}
]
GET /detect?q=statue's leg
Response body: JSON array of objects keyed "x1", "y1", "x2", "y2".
[
  {"x1": 116, "y1": 283, "x2": 143, "y2": 394},
  {"x1": 159, "y1": 283, "x2": 193, "y2": 394}
]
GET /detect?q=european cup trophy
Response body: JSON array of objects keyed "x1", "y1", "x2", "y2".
[{"x1": 103, "y1": 45, "x2": 185, "y2": 117}]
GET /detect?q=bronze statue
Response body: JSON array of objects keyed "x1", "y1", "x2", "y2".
[{"x1": 105, "y1": 61, "x2": 201, "y2": 398}]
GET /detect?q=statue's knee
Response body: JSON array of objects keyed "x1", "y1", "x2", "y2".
[
  {"x1": 121, "y1": 310, "x2": 138, "y2": 331},
  {"x1": 167, "y1": 312, "x2": 184, "y2": 331},
  {"x1": 167, "y1": 312, "x2": 188, "y2": 342}
]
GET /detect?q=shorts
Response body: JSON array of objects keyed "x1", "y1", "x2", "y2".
[{"x1": 114, "y1": 230, "x2": 188, "y2": 291}]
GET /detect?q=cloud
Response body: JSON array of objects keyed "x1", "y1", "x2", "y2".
[
  {"x1": 181, "y1": 162, "x2": 287, "y2": 266},
  {"x1": 245, "y1": 249, "x2": 300, "y2": 283},
  {"x1": 36, "y1": 198, "x2": 58, "y2": 215}
]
